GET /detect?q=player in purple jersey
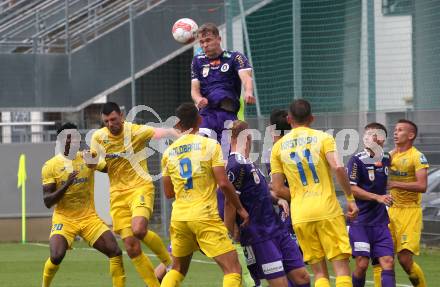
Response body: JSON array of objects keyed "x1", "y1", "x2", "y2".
[
  {"x1": 191, "y1": 23, "x2": 255, "y2": 143},
  {"x1": 346, "y1": 122, "x2": 395, "y2": 287},
  {"x1": 224, "y1": 120, "x2": 310, "y2": 287}
]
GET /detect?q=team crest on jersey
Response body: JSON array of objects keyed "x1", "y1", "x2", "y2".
[
  {"x1": 384, "y1": 166, "x2": 389, "y2": 175},
  {"x1": 368, "y1": 169, "x2": 375, "y2": 181},
  {"x1": 221, "y1": 63, "x2": 229, "y2": 72},
  {"x1": 202, "y1": 65, "x2": 209, "y2": 77}
]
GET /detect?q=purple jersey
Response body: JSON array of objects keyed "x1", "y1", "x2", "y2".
[
  {"x1": 347, "y1": 150, "x2": 391, "y2": 226},
  {"x1": 227, "y1": 152, "x2": 284, "y2": 246},
  {"x1": 265, "y1": 161, "x2": 294, "y2": 235},
  {"x1": 191, "y1": 50, "x2": 251, "y2": 113}
]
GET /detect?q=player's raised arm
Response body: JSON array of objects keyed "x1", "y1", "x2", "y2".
[
  {"x1": 152, "y1": 127, "x2": 179, "y2": 140},
  {"x1": 388, "y1": 168, "x2": 428, "y2": 193},
  {"x1": 238, "y1": 68, "x2": 255, "y2": 104},
  {"x1": 347, "y1": 156, "x2": 393, "y2": 206},
  {"x1": 351, "y1": 185, "x2": 393, "y2": 206},
  {"x1": 190, "y1": 55, "x2": 208, "y2": 109},
  {"x1": 191, "y1": 77, "x2": 208, "y2": 109},
  {"x1": 326, "y1": 150, "x2": 359, "y2": 220},
  {"x1": 42, "y1": 170, "x2": 78, "y2": 208},
  {"x1": 86, "y1": 130, "x2": 107, "y2": 169}
]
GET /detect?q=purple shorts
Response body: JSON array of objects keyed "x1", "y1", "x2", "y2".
[
  {"x1": 243, "y1": 232, "x2": 305, "y2": 280},
  {"x1": 199, "y1": 108, "x2": 237, "y2": 143},
  {"x1": 349, "y1": 224, "x2": 394, "y2": 260}
]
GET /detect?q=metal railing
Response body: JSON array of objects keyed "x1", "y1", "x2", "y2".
[{"x1": 0, "y1": 0, "x2": 162, "y2": 54}]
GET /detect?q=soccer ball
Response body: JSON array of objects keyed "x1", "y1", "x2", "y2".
[{"x1": 172, "y1": 18, "x2": 198, "y2": 44}]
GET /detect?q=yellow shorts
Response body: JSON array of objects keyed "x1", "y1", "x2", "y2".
[
  {"x1": 49, "y1": 213, "x2": 109, "y2": 247},
  {"x1": 110, "y1": 186, "x2": 155, "y2": 237},
  {"x1": 294, "y1": 216, "x2": 351, "y2": 264},
  {"x1": 389, "y1": 207, "x2": 422, "y2": 255},
  {"x1": 170, "y1": 219, "x2": 236, "y2": 258}
]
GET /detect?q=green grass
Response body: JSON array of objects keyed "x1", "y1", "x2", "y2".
[{"x1": 0, "y1": 241, "x2": 439, "y2": 286}]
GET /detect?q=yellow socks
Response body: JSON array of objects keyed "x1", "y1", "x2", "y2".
[
  {"x1": 161, "y1": 269, "x2": 185, "y2": 287},
  {"x1": 131, "y1": 253, "x2": 160, "y2": 287},
  {"x1": 373, "y1": 265, "x2": 382, "y2": 287},
  {"x1": 42, "y1": 258, "x2": 59, "y2": 287},
  {"x1": 315, "y1": 277, "x2": 331, "y2": 287},
  {"x1": 109, "y1": 255, "x2": 126, "y2": 287},
  {"x1": 336, "y1": 275, "x2": 352, "y2": 287},
  {"x1": 409, "y1": 261, "x2": 426, "y2": 287},
  {"x1": 143, "y1": 230, "x2": 172, "y2": 266},
  {"x1": 223, "y1": 273, "x2": 242, "y2": 287}
]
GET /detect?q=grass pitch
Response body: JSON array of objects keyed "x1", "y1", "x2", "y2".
[{"x1": 1, "y1": 241, "x2": 439, "y2": 286}]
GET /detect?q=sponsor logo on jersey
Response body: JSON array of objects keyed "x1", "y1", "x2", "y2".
[
  {"x1": 235, "y1": 54, "x2": 245, "y2": 68},
  {"x1": 202, "y1": 65, "x2": 209, "y2": 77},
  {"x1": 354, "y1": 241, "x2": 370, "y2": 252},
  {"x1": 262, "y1": 261, "x2": 284, "y2": 275},
  {"x1": 350, "y1": 162, "x2": 358, "y2": 180},
  {"x1": 223, "y1": 51, "x2": 231, "y2": 58},
  {"x1": 368, "y1": 169, "x2": 375, "y2": 181}
]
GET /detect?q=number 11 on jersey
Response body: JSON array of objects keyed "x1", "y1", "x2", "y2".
[{"x1": 290, "y1": 149, "x2": 320, "y2": 186}]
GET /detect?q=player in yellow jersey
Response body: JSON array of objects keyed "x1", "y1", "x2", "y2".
[
  {"x1": 41, "y1": 123, "x2": 125, "y2": 287},
  {"x1": 388, "y1": 119, "x2": 428, "y2": 287},
  {"x1": 160, "y1": 103, "x2": 249, "y2": 287},
  {"x1": 91, "y1": 102, "x2": 173, "y2": 287},
  {"x1": 271, "y1": 99, "x2": 359, "y2": 287}
]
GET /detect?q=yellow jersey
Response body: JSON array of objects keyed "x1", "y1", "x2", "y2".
[
  {"x1": 389, "y1": 146, "x2": 429, "y2": 207},
  {"x1": 161, "y1": 134, "x2": 224, "y2": 221},
  {"x1": 270, "y1": 126, "x2": 343, "y2": 224},
  {"x1": 41, "y1": 152, "x2": 105, "y2": 219},
  {"x1": 91, "y1": 122, "x2": 155, "y2": 192}
]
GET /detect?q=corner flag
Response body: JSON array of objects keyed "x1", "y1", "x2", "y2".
[{"x1": 17, "y1": 154, "x2": 27, "y2": 244}]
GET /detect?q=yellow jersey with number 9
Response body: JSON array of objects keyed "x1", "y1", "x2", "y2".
[
  {"x1": 161, "y1": 134, "x2": 224, "y2": 221},
  {"x1": 389, "y1": 146, "x2": 429, "y2": 207},
  {"x1": 270, "y1": 126, "x2": 343, "y2": 224}
]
